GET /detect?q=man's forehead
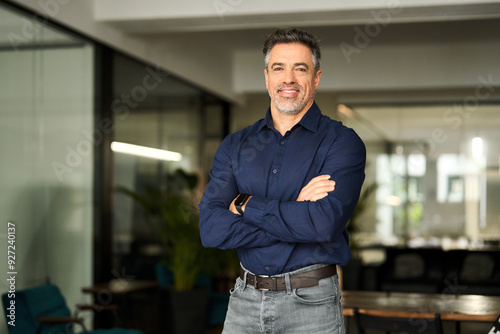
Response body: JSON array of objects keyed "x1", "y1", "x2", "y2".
[
  {"x1": 271, "y1": 43, "x2": 312, "y2": 55},
  {"x1": 269, "y1": 43, "x2": 313, "y2": 59}
]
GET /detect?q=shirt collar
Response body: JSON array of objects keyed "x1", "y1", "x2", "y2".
[{"x1": 258, "y1": 102, "x2": 321, "y2": 133}]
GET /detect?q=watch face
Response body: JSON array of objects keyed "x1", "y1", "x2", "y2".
[{"x1": 236, "y1": 194, "x2": 250, "y2": 206}]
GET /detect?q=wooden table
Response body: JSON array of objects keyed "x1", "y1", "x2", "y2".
[
  {"x1": 342, "y1": 290, "x2": 500, "y2": 322},
  {"x1": 82, "y1": 279, "x2": 159, "y2": 295},
  {"x1": 82, "y1": 280, "x2": 159, "y2": 330},
  {"x1": 342, "y1": 290, "x2": 500, "y2": 333}
]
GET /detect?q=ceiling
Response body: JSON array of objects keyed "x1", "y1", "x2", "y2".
[{"x1": 94, "y1": 1, "x2": 500, "y2": 34}]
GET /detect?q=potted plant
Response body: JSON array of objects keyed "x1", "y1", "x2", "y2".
[
  {"x1": 343, "y1": 181, "x2": 377, "y2": 290},
  {"x1": 117, "y1": 169, "x2": 236, "y2": 333},
  {"x1": 346, "y1": 182, "x2": 377, "y2": 257}
]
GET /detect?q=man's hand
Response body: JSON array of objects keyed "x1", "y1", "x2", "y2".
[{"x1": 296, "y1": 175, "x2": 336, "y2": 202}]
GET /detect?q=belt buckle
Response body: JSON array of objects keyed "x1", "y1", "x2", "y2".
[{"x1": 257, "y1": 274, "x2": 270, "y2": 291}]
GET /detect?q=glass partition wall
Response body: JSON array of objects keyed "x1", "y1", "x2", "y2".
[
  {"x1": 0, "y1": 4, "x2": 95, "y2": 332},
  {"x1": 111, "y1": 53, "x2": 228, "y2": 278},
  {"x1": 0, "y1": 4, "x2": 229, "y2": 333},
  {"x1": 338, "y1": 104, "x2": 500, "y2": 250}
]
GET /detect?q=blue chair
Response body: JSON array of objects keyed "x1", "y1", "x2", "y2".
[{"x1": 2, "y1": 284, "x2": 143, "y2": 334}]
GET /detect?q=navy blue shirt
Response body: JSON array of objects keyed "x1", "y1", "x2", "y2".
[{"x1": 199, "y1": 102, "x2": 366, "y2": 275}]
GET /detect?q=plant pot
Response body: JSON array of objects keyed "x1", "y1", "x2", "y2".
[{"x1": 160, "y1": 288, "x2": 209, "y2": 334}]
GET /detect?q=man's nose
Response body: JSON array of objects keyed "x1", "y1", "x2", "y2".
[{"x1": 283, "y1": 69, "x2": 296, "y2": 84}]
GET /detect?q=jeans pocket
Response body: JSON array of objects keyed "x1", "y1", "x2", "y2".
[
  {"x1": 291, "y1": 277, "x2": 337, "y2": 305},
  {"x1": 229, "y1": 277, "x2": 243, "y2": 295}
]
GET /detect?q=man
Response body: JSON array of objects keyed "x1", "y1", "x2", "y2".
[{"x1": 199, "y1": 27, "x2": 366, "y2": 333}]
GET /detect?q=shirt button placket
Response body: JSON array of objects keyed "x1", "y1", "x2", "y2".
[
  {"x1": 268, "y1": 137, "x2": 285, "y2": 198},
  {"x1": 273, "y1": 139, "x2": 286, "y2": 176},
  {"x1": 273, "y1": 140, "x2": 286, "y2": 175}
]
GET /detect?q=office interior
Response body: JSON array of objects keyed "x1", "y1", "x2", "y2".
[{"x1": 1, "y1": 1, "x2": 499, "y2": 333}]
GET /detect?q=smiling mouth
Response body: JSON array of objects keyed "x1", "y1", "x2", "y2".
[{"x1": 277, "y1": 86, "x2": 300, "y2": 98}]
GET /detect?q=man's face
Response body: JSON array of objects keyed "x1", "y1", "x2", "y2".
[{"x1": 264, "y1": 43, "x2": 321, "y2": 116}]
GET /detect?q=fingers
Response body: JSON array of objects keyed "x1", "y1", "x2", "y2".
[
  {"x1": 229, "y1": 197, "x2": 238, "y2": 214},
  {"x1": 305, "y1": 181, "x2": 335, "y2": 201},
  {"x1": 301, "y1": 175, "x2": 331, "y2": 194},
  {"x1": 297, "y1": 175, "x2": 336, "y2": 202}
]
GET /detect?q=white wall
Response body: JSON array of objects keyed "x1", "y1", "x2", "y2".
[{"x1": 0, "y1": 44, "x2": 94, "y2": 333}]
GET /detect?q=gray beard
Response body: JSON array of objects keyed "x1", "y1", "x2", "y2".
[{"x1": 272, "y1": 94, "x2": 314, "y2": 115}]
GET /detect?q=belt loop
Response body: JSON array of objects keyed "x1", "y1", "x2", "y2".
[
  {"x1": 285, "y1": 273, "x2": 291, "y2": 295},
  {"x1": 242, "y1": 270, "x2": 248, "y2": 291}
]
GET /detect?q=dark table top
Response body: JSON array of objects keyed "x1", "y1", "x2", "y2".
[
  {"x1": 342, "y1": 290, "x2": 500, "y2": 322},
  {"x1": 82, "y1": 279, "x2": 159, "y2": 295}
]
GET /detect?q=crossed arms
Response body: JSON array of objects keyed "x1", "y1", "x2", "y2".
[
  {"x1": 198, "y1": 128, "x2": 366, "y2": 251},
  {"x1": 228, "y1": 175, "x2": 336, "y2": 214}
]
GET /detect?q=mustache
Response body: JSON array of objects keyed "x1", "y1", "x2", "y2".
[{"x1": 276, "y1": 84, "x2": 302, "y2": 92}]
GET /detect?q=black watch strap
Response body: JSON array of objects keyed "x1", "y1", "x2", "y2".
[{"x1": 235, "y1": 194, "x2": 251, "y2": 215}]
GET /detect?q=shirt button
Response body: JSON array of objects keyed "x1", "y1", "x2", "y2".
[
  {"x1": 280, "y1": 140, "x2": 285, "y2": 145},
  {"x1": 272, "y1": 169, "x2": 278, "y2": 174},
  {"x1": 266, "y1": 267, "x2": 270, "y2": 271}
]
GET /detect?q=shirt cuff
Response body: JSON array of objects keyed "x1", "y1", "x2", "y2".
[{"x1": 243, "y1": 195, "x2": 266, "y2": 225}]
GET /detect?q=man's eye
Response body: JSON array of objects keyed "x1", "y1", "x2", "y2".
[
  {"x1": 297, "y1": 68, "x2": 306, "y2": 72},
  {"x1": 273, "y1": 67, "x2": 283, "y2": 71}
]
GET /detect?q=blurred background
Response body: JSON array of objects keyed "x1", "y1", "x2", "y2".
[{"x1": 1, "y1": 1, "x2": 499, "y2": 333}]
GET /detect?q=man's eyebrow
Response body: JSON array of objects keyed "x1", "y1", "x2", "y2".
[
  {"x1": 294, "y1": 62, "x2": 309, "y2": 68},
  {"x1": 270, "y1": 62, "x2": 310, "y2": 68}
]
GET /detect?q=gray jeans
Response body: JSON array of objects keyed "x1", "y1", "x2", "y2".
[{"x1": 222, "y1": 264, "x2": 345, "y2": 334}]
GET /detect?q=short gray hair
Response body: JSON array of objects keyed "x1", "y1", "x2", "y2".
[{"x1": 263, "y1": 27, "x2": 321, "y2": 73}]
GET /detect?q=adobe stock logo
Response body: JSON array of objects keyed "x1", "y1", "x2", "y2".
[
  {"x1": 8, "y1": 0, "x2": 74, "y2": 52},
  {"x1": 339, "y1": 1, "x2": 403, "y2": 64},
  {"x1": 112, "y1": 66, "x2": 169, "y2": 120},
  {"x1": 51, "y1": 65, "x2": 168, "y2": 182},
  {"x1": 51, "y1": 119, "x2": 114, "y2": 182},
  {"x1": 213, "y1": 0, "x2": 242, "y2": 21}
]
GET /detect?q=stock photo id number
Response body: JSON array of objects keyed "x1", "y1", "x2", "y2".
[{"x1": 6, "y1": 221, "x2": 17, "y2": 327}]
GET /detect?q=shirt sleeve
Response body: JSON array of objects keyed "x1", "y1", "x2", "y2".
[
  {"x1": 243, "y1": 128, "x2": 366, "y2": 244},
  {"x1": 198, "y1": 136, "x2": 279, "y2": 250}
]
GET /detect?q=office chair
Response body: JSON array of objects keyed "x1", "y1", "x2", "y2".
[
  {"x1": 353, "y1": 307, "x2": 443, "y2": 334},
  {"x1": 2, "y1": 284, "x2": 143, "y2": 334}
]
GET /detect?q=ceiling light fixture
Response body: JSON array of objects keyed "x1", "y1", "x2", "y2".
[
  {"x1": 471, "y1": 137, "x2": 483, "y2": 160},
  {"x1": 111, "y1": 141, "x2": 182, "y2": 162}
]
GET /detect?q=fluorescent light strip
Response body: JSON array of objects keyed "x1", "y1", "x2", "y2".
[
  {"x1": 111, "y1": 141, "x2": 182, "y2": 162},
  {"x1": 472, "y1": 137, "x2": 483, "y2": 160}
]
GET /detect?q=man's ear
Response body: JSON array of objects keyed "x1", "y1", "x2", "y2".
[
  {"x1": 264, "y1": 68, "x2": 269, "y2": 91},
  {"x1": 314, "y1": 69, "x2": 322, "y2": 90}
]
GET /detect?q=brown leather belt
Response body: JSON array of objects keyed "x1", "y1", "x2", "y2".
[{"x1": 240, "y1": 265, "x2": 337, "y2": 291}]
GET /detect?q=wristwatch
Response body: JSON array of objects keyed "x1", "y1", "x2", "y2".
[{"x1": 235, "y1": 194, "x2": 251, "y2": 215}]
